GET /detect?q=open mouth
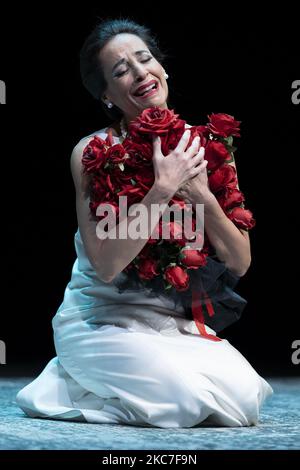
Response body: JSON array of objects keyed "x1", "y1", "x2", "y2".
[{"x1": 133, "y1": 81, "x2": 159, "y2": 98}]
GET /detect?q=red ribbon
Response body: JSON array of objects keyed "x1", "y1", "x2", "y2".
[{"x1": 191, "y1": 288, "x2": 222, "y2": 342}]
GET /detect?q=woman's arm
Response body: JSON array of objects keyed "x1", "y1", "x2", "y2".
[
  {"x1": 71, "y1": 140, "x2": 173, "y2": 283},
  {"x1": 198, "y1": 191, "x2": 251, "y2": 277},
  {"x1": 176, "y1": 156, "x2": 251, "y2": 277}
]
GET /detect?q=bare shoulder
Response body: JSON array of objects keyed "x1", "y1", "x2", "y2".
[
  {"x1": 71, "y1": 136, "x2": 92, "y2": 165},
  {"x1": 70, "y1": 137, "x2": 94, "y2": 193}
]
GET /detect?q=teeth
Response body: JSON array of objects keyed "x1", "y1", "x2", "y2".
[{"x1": 137, "y1": 83, "x2": 156, "y2": 96}]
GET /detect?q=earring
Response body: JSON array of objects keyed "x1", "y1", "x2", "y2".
[
  {"x1": 164, "y1": 72, "x2": 169, "y2": 79},
  {"x1": 107, "y1": 102, "x2": 113, "y2": 109}
]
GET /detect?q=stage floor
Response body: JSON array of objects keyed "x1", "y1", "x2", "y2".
[{"x1": 0, "y1": 377, "x2": 299, "y2": 450}]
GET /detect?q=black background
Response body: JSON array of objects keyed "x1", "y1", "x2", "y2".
[{"x1": 0, "y1": 5, "x2": 299, "y2": 377}]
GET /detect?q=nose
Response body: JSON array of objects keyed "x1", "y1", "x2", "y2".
[{"x1": 132, "y1": 63, "x2": 148, "y2": 82}]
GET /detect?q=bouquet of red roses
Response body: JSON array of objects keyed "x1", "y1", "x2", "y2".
[
  {"x1": 82, "y1": 107, "x2": 255, "y2": 293},
  {"x1": 82, "y1": 108, "x2": 256, "y2": 341}
]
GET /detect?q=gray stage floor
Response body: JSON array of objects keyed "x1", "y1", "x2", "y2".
[{"x1": 0, "y1": 377, "x2": 299, "y2": 450}]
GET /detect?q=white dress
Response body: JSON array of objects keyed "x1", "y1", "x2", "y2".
[{"x1": 16, "y1": 128, "x2": 273, "y2": 428}]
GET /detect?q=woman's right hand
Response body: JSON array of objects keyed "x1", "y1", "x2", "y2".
[{"x1": 152, "y1": 129, "x2": 205, "y2": 199}]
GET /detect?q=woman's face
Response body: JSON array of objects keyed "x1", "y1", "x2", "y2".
[{"x1": 99, "y1": 33, "x2": 169, "y2": 123}]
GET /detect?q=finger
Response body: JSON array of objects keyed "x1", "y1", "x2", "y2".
[
  {"x1": 152, "y1": 135, "x2": 162, "y2": 157},
  {"x1": 195, "y1": 146, "x2": 205, "y2": 158},
  {"x1": 186, "y1": 136, "x2": 201, "y2": 157},
  {"x1": 191, "y1": 146, "x2": 205, "y2": 162},
  {"x1": 174, "y1": 129, "x2": 191, "y2": 153},
  {"x1": 191, "y1": 159, "x2": 208, "y2": 176},
  {"x1": 191, "y1": 153, "x2": 204, "y2": 167},
  {"x1": 199, "y1": 159, "x2": 208, "y2": 171},
  {"x1": 187, "y1": 150, "x2": 204, "y2": 171},
  {"x1": 152, "y1": 134, "x2": 161, "y2": 146},
  {"x1": 186, "y1": 143, "x2": 205, "y2": 158}
]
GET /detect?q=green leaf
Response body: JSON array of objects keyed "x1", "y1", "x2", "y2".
[
  {"x1": 118, "y1": 162, "x2": 125, "y2": 171},
  {"x1": 226, "y1": 144, "x2": 237, "y2": 153},
  {"x1": 130, "y1": 178, "x2": 137, "y2": 186},
  {"x1": 104, "y1": 162, "x2": 110, "y2": 169},
  {"x1": 225, "y1": 136, "x2": 233, "y2": 146}
]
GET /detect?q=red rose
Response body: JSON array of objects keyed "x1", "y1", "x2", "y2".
[
  {"x1": 160, "y1": 121, "x2": 186, "y2": 156},
  {"x1": 208, "y1": 164, "x2": 238, "y2": 193},
  {"x1": 138, "y1": 258, "x2": 160, "y2": 280},
  {"x1": 82, "y1": 136, "x2": 108, "y2": 174},
  {"x1": 207, "y1": 113, "x2": 241, "y2": 137},
  {"x1": 205, "y1": 140, "x2": 231, "y2": 171},
  {"x1": 106, "y1": 144, "x2": 126, "y2": 165},
  {"x1": 196, "y1": 125, "x2": 210, "y2": 138},
  {"x1": 124, "y1": 140, "x2": 153, "y2": 165},
  {"x1": 227, "y1": 207, "x2": 256, "y2": 229},
  {"x1": 110, "y1": 170, "x2": 135, "y2": 191},
  {"x1": 134, "y1": 167, "x2": 155, "y2": 191},
  {"x1": 117, "y1": 184, "x2": 145, "y2": 198},
  {"x1": 180, "y1": 249, "x2": 207, "y2": 269},
  {"x1": 164, "y1": 265, "x2": 190, "y2": 291},
  {"x1": 129, "y1": 107, "x2": 180, "y2": 138},
  {"x1": 89, "y1": 175, "x2": 111, "y2": 202},
  {"x1": 217, "y1": 188, "x2": 245, "y2": 210},
  {"x1": 161, "y1": 125, "x2": 207, "y2": 157},
  {"x1": 185, "y1": 126, "x2": 206, "y2": 148}
]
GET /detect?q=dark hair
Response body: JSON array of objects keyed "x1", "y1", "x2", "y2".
[{"x1": 80, "y1": 17, "x2": 169, "y2": 121}]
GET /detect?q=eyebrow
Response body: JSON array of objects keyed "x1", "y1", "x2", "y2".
[{"x1": 112, "y1": 50, "x2": 151, "y2": 74}]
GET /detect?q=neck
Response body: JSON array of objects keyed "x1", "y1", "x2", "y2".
[{"x1": 119, "y1": 117, "x2": 128, "y2": 139}]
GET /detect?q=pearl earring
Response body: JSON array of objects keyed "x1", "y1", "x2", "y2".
[
  {"x1": 107, "y1": 102, "x2": 113, "y2": 109},
  {"x1": 164, "y1": 72, "x2": 169, "y2": 79}
]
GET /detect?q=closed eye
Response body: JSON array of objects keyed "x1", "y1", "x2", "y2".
[{"x1": 115, "y1": 57, "x2": 152, "y2": 77}]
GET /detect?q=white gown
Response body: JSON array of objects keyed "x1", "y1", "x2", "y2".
[{"x1": 16, "y1": 129, "x2": 273, "y2": 428}]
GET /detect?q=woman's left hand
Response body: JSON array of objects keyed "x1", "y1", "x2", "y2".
[{"x1": 174, "y1": 145, "x2": 213, "y2": 204}]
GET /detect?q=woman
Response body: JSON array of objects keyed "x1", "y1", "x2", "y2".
[{"x1": 16, "y1": 18, "x2": 273, "y2": 428}]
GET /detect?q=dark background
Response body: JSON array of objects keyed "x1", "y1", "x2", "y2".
[{"x1": 0, "y1": 6, "x2": 299, "y2": 377}]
